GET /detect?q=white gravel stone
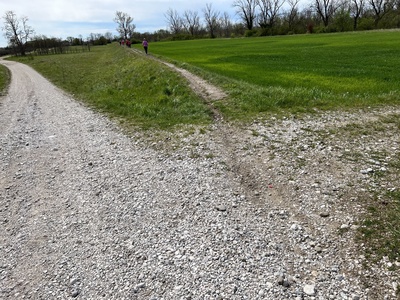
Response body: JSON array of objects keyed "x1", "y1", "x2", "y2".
[{"x1": 303, "y1": 284, "x2": 316, "y2": 296}]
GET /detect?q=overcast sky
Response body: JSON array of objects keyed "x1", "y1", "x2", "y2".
[{"x1": 0, "y1": 0, "x2": 238, "y2": 47}]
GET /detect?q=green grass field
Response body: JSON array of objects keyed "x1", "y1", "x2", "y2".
[{"x1": 145, "y1": 30, "x2": 400, "y2": 118}]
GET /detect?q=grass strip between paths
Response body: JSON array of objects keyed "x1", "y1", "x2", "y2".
[{"x1": 10, "y1": 44, "x2": 213, "y2": 129}]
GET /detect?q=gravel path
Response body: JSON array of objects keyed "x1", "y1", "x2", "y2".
[{"x1": 0, "y1": 59, "x2": 399, "y2": 299}]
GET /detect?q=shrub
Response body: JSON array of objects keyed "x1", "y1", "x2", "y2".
[
  {"x1": 357, "y1": 18, "x2": 375, "y2": 31},
  {"x1": 245, "y1": 29, "x2": 257, "y2": 37}
]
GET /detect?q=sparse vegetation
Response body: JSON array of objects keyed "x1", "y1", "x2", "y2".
[
  {"x1": 149, "y1": 30, "x2": 400, "y2": 120},
  {"x1": 0, "y1": 64, "x2": 10, "y2": 96},
  {"x1": 359, "y1": 189, "x2": 400, "y2": 263},
  {"x1": 329, "y1": 114, "x2": 400, "y2": 266}
]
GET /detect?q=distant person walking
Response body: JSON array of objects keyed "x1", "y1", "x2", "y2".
[{"x1": 142, "y1": 38, "x2": 148, "y2": 54}]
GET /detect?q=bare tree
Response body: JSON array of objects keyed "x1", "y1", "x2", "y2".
[
  {"x1": 165, "y1": 8, "x2": 183, "y2": 34},
  {"x1": 285, "y1": 0, "x2": 301, "y2": 32},
  {"x1": 257, "y1": 0, "x2": 286, "y2": 33},
  {"x1": 2, "y1": 11, "x2": 34, "y2": 56},
  {"x1": 314, "y1": 0, "x2": 341, "y2": 27},
  {"x1": 66, "y1": 36, "x2": 74, "y2": 44},
  {"x1": 219, "y1": 12, "x2": 234, "y2": 37},
  {"x1": 368, "y1": 0, "x2": 394, "y2": 27},
  {"x1": 203, "y1": 3, "x2": 220, "y2": 38},
  {"x1": 233, "y1": 0, "x2": 258, "y2": 30},
  {"x1": 350, "y1": 0, "x2": 365, "y2": 29},
  {"x1": 88, "y1": 33, "x2": 96, "y2": 43},
  {"x1": 182, "y1": 10, "x2": 201, "y2": 36},
  {"x1": 104, "y1": 32, "x2": 114, "y2": 42},
  {"x1": 113, "y1": 11, "x2": 135, "y2": 40}
]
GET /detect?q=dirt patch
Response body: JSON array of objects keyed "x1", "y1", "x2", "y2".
[{"x1": 161, "y1": 62, "x2": 227, "y2": 101}]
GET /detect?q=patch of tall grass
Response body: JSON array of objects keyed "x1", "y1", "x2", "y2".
[{"x1": 10, "y1": 44, "x2": 212, "y2": 129}]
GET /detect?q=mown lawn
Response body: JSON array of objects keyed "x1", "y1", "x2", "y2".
[{"x1": 148, "y1": 30, "x2": 400, "y2": 119}]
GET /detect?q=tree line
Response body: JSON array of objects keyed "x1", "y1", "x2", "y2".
[
  {"x1": 1, "y1": 11, "x2": 119, "y2": 56},
  {"x1": 2, "y1": 0, "x2": 400, "y2": 56},
  {"x1": 164, "y1": 0, "x2": 400, "y2": 38},
  {"x1": 111, "y1": 0, "x2": 400, "y2": 42}
]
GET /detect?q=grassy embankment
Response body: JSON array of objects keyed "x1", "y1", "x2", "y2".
[
  {"x1": 7, "y1": 31, "x2": 400, "y2": 270},
  {"x1": 0, "y1": 64, "x2": 10, "y2": 96},
  {"x1": 9, "y1": 45, "x2": 212, "y2": 129}
]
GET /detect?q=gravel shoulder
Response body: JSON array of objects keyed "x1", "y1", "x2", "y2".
[{"x1": 0, "y1": 58, "x2": 399, "y2": 299}]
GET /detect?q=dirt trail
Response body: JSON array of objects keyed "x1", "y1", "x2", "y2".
[
  {"x1": 131, "y1": 48, "x2": 226, "y2": 120},
  {"x1": 133, "y1": 49, "x2": 267, "y2": 203},
  {"x1": 161, "y1": 62, "x2": 227, "y2": 101}
]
